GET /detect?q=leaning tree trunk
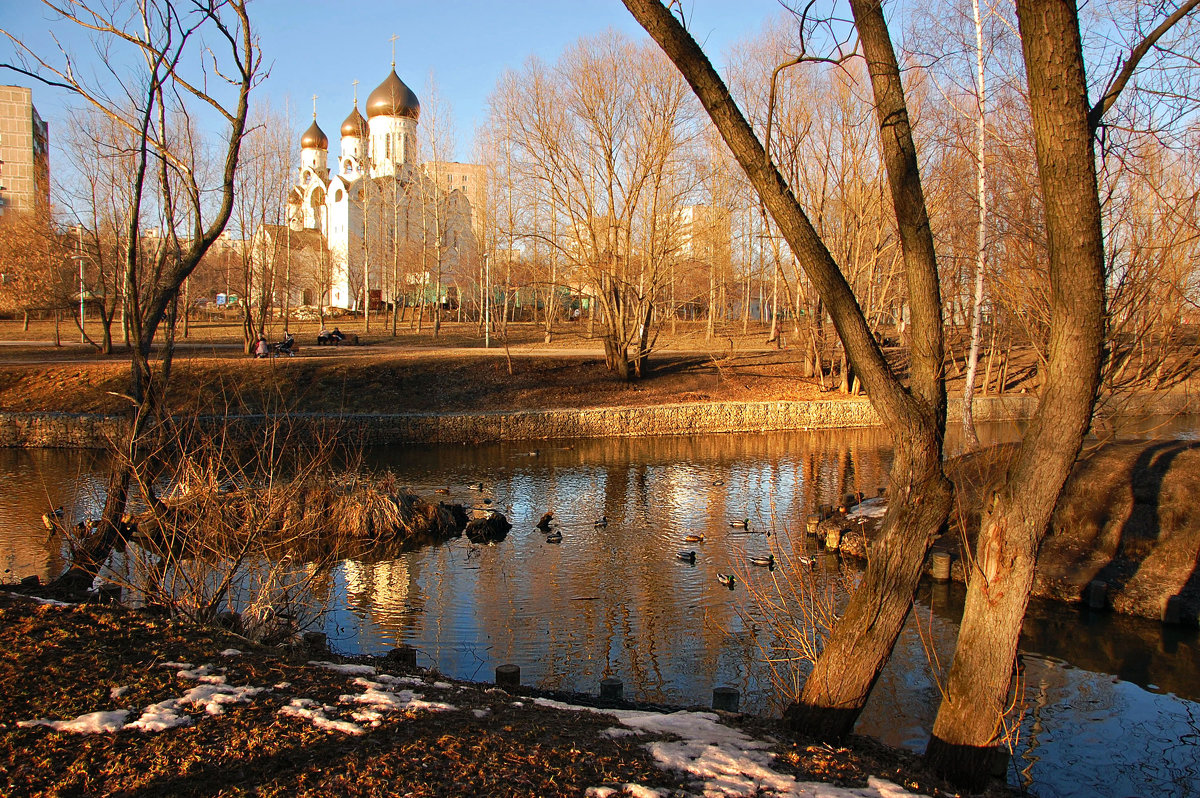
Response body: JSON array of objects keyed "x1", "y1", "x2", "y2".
[
  {"x1": 925, "y1": 0, "x2": 1107, "y2": 785},
  {"x1": 786, "y1": 423, "x2": 952, "y2": 738},
  {"x1": 623, "y1": 0, "x2": 952, "y2": 738}
]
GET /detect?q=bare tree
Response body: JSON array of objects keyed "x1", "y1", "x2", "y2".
[
  {"x1": 623, "y1": 0, "x2": 1199, "y2": 771},
  {"x1": 234, "y1": 101, "x2": 292, "y2": 351},
  {"x1": 2, "y1": 0, "x2": 263, "y2": 593}
]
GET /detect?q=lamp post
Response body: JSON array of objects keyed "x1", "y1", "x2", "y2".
[
  {"x1": 483, "y1": 251, "x2": 490, "y2": 349},
  {"x1": 77, "y1": 227, "x2": 85, "y2": 343}
]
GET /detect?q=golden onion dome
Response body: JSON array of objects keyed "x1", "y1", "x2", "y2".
[
  {"x1": 341, "y1": 104, "x2": 368, "y2": 138},
  {"x1": 300, "y1": 118, "x2": 328, "y2": 149},
  {"x1": 365, "y1": 69, "x2": 420, "y2": 120}
]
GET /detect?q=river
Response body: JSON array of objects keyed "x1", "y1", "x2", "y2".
[{"x1": 1, "y1": 419, "x2": 1197, "y2": 797}]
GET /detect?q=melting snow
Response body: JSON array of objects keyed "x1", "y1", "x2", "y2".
[
  {"x1": 220, "y1": 648, "x2": 242, "y2": 657},
  {"x1": 340, "y1": 686, "x2": 455, "y2": 715},
  {"x1": 846, "y1": 498, "x2": 887, "y2": 520},
  {"x1": 110, "y1": 686, "x2": 130, "y2": 700},
  {"x1": 128, "y1": 699, "x2": 192, "y2": 732},
  {"x1": 159, "y1": 661, "x2": 194, "y2": 670},
  {"x1": 533, "y1": 699, "x2": 921, "y2": 798},
  {"x1": 309, "y1": 660, "x2": 377, "y2": 676},
  {"x1": 279, "y1": 698, "x2": 364, "y2": 735},
  {"x1": 18, "y1": 710, "x2": 129, "y2": 734},
  {"x1": 180, "y1": 683, "x2": 265, "y2": 715},
  {"x1": 176, "y1": 664, "x2": 224, "y2": 683}
]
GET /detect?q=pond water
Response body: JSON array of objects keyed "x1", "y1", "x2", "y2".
[{"x1": 1, "y1": 418, "x2": 1198, "y2": 798}]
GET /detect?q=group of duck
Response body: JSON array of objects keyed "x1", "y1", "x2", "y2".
[
  {"x1": 534, "y1": 511, "x2": 606, "y2": 544},
  {"x1": 532, "y1": 511, "x2": 792, "y2": 591},
  {"x1": 674, "y1": 520, "x2": 770, "y2": 590}
]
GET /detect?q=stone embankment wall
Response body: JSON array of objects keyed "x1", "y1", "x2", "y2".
[
  {"x1": 0, "y1": 396, "x2": 1043, "y2": 449},
  {"x1": 0, "y1": 392, "x2": 1194, "y2": 449}
]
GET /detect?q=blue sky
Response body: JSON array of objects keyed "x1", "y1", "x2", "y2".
[{"x1": 3, "y1": 0, "x2": 788, "y2": 170}]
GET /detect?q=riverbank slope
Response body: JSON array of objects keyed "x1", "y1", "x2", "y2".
[{"x1": 0, "y1": 592, "x2": 1004, "y2": 798}]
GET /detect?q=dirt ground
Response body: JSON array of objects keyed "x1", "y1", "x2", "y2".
[
  {"x1": 0, "y1": 318, "x2": 1045, "y2": 417},
  {"x1": 0, "y1": 592, "x2": 1001, "y2": 798}
]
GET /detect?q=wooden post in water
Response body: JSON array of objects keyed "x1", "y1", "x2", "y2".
[
  {"x1": 712, "y1": 687, "x2": 739, "y2": 712},
  {"x1": 387, "y1": 645, "x2": 418, "y2": 669},
  {"x1": 824, "y1": 526, "x2": 842, "y2": 550},
  {"x1": 931, "y1": 551, "x2": 952, "y2": 581},
  {"x1": 600, "y1": 678, "x2": 623, "y2": 701},
  {"x1": 496, "y1": 664, "x2": 521, "y2": 689}
]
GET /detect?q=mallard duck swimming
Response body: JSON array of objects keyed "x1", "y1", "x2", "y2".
[
  {"x1": 730, "y1": 518, "x2": 749, "y2": 529},
  {"x1": 594, "y1": 516, "x2": 608, "y2": 528},
  {"x1": 684, "y1": 533, "x2": 704, "y2": 543},
  {"x1": 717, "y1": 573, "x2": 736, "y2": 589},
  {"x1": 676, "y1": 550, "x2": 697, "y2": 563},
  {"x1": 41, "y1": 507, "x2": 64, "y2": 530},
  {"x1": 797, "y1": 556, "x2": 815, "y2": 567},
  {"x1": 749, "y1": 555, "x2": 775, "y2": 567},
  {"x1": 469, "y1": 482, "x2": 484, "y2": 491},
  {"x1": 546, "y1": 530, "x2": 563, "y2": 543}
]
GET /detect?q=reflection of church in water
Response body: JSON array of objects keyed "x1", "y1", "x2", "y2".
[{"x1": 284, "y1": 64, "x2": 484, "y2": 311}]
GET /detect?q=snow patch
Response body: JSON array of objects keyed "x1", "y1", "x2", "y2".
[
  {"x1": 376, "y1": 673, "x2": 425, "y2": 687},
  {"x1": 280, "y1": 698, "x2": 364, "y2": 735},
  {"x1": 535, "y1": 699, "x2": 922, "y2": 798},
  {"x1": 220, "y1": 648, "x2": 242, "y2": 657},
  {"x1": 159, "y1": 661, "x2": 194, "y2": 669},
  {"x1": 176, "y1": 664, "x2": 223, "y2": 682},
  {"x1": 472, "y1": 708, "x2": 491, "y2": 719},
  {"x1": 29, "y1": 596, "x2": 75, "y2": 607},
  {"x1": 128, "y1": 699, "x2": 192, "y2": 732},
  {"x1": 309, "y1": 660, "x2": 377, "y2": 676},
  {"x1": 18, "y1": 710, "x2": 129, "y2": 734},
  {"x1": 340, "y1": 687, "x2": 455, "y2": 715},
  {"x1": 274, "y1": 681, "x2": 291, "y2": 690},
  {"x1": 180, "y1": 683, "x2": 264, "y2": 715},
  {"x1": 432, "y1": 681, "x2": 453, "y2": 690},
  {"x1": 846, "y1": 498, "x2": 887, "y2": 520},
  {"x1": 110, "y1": 686, "x2": 130, "y2": 700}
]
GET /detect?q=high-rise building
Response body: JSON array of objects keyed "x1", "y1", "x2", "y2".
[{"x1": 0, "y1": 86, "x2": 49, "y2": 217}]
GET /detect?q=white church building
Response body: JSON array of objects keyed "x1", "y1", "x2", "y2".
[{"x1": 281, "y1": 65, "x2": 484, "y2": 312}]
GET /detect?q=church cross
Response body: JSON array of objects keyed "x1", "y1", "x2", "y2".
[
  {"x1": 311, "y1": 94, "x2": 318, "y2": 119},
  {"x1": 390, "y1": 33, "x2": 399, "y2": 67},
  {"x1": 352, "y1": 79, "x2": 360, "y2": 105}
]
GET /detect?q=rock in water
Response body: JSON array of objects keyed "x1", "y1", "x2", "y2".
[{"x1": 465, "y1": 512, "x2": 512, "y2": 544}]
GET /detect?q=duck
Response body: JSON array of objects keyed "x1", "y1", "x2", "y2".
[
  {"x1": 730, "y1": 518, "x2": 749, "y2": 529},
  {"x1": 684, "y1": 533, "x2": 704, "y2": 543},
  {"x1": 713, "y1": 480, "x2": 725, "y2": 486},
  {"x1": 434, "y1": 488, "x2": 451, "y2": 495},
  {"x1": 717, "y1": 573, "x2": 736, "y2": 589},
  {"x1": 468, "y1": 482, "x2": 484, "y2": 491},
  {"x1": 546, "y1": 530, "x2": 563, "y2": 543},
  {"x1": 676, "y1": 550, "x2": 697, "y2": 563},
  {"x1": 41, "y1": 507, "x2": 64, "y2": 530},
  {"x1": 797, "y1": 556, "x2": 815, "y2": 567},
  {"x1": 749, "y1": 554, "x2": 775, "y2": 568},
  {"x1": 594, "y1": 516, "x2": 608, "y2": 528}
]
